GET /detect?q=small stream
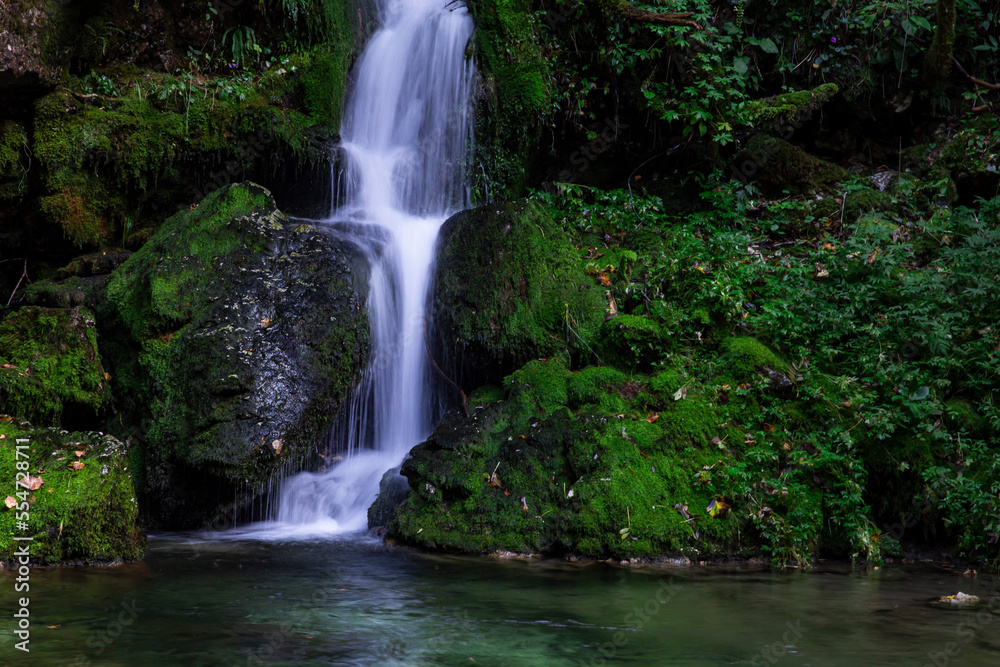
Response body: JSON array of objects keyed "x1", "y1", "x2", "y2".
[{"x1": 3, "y1": 535, "x2": 998, "y2": 665}]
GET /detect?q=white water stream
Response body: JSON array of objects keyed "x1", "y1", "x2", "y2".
[{"x1": 232, "y1": 0, "x2": 475, "y2": 538}]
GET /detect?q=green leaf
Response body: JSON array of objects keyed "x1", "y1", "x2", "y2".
[
  {"x1": 910, "y1": 15, "x2": 932, "y2": 32},
  {"x1": 910, "y1": 386, "x2": 930, "y2": 401},
  {"x1": 758, "y1": 38, "x2": 779, "y2": 54}
]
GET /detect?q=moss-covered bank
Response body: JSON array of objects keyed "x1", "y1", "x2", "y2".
[{"x1": 0, "y1": 419, "x2": 144, "y2": 564}]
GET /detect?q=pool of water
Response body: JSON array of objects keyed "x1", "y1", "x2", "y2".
[{"x1": 3, "y1": 534, "x2": 998, "y2": 666}]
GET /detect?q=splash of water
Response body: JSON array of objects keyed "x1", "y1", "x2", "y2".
[{"x1": 230, "y1": 0, "x2": 475, "y2": 540}]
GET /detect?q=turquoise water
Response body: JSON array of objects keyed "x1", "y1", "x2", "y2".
[{"x1": 2, "y1": 535, "x2": 998, "y2": 665}]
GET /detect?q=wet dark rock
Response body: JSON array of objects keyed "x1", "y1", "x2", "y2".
[
  {"x1": 368, "y1": 466, "x2": 409, "y2": 530},
  {"x1": 103, "y1": 182, "x2": 369, "y2": 528}
]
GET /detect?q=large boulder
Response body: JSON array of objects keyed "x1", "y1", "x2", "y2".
[
  {"x1": 433, "y1": 199, "x2": 605, "y2": 389},
  {"x1": 103, "y1": 182, "x2": 369, "y2": 527}
]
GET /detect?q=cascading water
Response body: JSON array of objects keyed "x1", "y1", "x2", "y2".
[{"x1": 236, "y1": 0, "x2": 475, "y2": 538}]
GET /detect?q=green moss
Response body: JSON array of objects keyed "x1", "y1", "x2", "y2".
[
  {"x1": 435, "y1": 199, "x2": 606, "y2": 382},
  {"x1": 0, "y1": 306, "x2": 109, "y2": 425},
  {"x1": 743, "y1": 83, "x2": 840, "y2": 125},
  {"x1": 107, "y1": 184, "x2": 270, "y2": 338},
  {"x1": 469, "y1": 385, "x2": 505, "y2": 406},
  {"x1": 599, "y1": 314, "x2": 667, "y2": 369},
  {"x1": 0, "y1": 420, "x2": 144, "y2": 564},
  {"x1": 302, "y1": 45, "x2": 351, "y2": 128},
  {"x1": 466, "y1": 0, "x2": 551, "y2": 197},
  {"x1": 0, "y1": 120, "x2": 27, "y2": 180},
  {"x1": 504, "y1": 359, "x2": 572, "y2": 425},
  {"x1": 721, "y1": 336, "x2": 786, "y2": 380}
]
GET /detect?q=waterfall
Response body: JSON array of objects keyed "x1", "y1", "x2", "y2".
[{"x1": 239, "y1": 0, "x2": 475, "y2": 538}]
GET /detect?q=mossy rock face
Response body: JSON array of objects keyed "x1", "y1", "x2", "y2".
[
  {"x1": 733, "y1": 135, "x2": 848, "y2": 197},
  {"x1": 103, "y1": 182, "x2": 369, "y2": 528},
  {"x1": 433, "y1": 199, "x2": 605, "y2": 389},
  {"x1": 466, "y1": 0, "x2": 550, "y2": 197},
  {"x1": 0, "y1": 306, "x2": 109, "y2": 427},
  {"x1": 390, "y1": 360, "x2": 744, "y2": 559},
  {"x1": 0, "y1": 1, "x2": 74, "y2": 91},
  {"x1": 0, "y1": 419, "x2": 145, "y2": 564}
]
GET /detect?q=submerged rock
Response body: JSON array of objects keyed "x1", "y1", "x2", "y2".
[
  {"x1": 103, "y1": 183, "x2": 369, "y2": 527},
  {"x1": 0, "y1": 419, "x2": 144, "y2": 564},
  {"x1": 368, "y1": 466, "x2": 409, "y2": 530}
]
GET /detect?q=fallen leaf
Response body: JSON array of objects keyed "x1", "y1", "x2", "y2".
[
  {"x1": 646, "y1": 413, "x2": 659, "y2": 423},
  {"x1": 4, "y1": 496, "x2": 16, "y2": 509},
  {"x1": 71, "y1": 461, "x2": 84, "y2": 470},
  {"x1": 504, "y1": 488, "x2": 510, "y2": 496},
  {"x1": 597, "y1": 271, "x2": 612, "y2": 287},
  {"x1": 673, "y1": 386, "x2": 687, "y2": 401},
  {"x1": 47, "y1": 625, "x2": 60, "y2": 629},
  {"x1": 487, "y1": 472, "x2": 502, "y2": 488},
  {"x1": 706, "y1": 498, "x2": 731, "y2": 518},
  {"x1": 260, "y1": 317, "x2": 272, "y2": 328},
  {"x1": 17, "y1": 475, "x2": 43, "y2": 491},
  {"x1": 272, "y1": 439, "x2": 283, "y2": 455},
  {"x1": 74, "y1": 450, "x2": 85, "y2": 457},
  {"x1": 867, "y1": 248, "x2": 879, "y2": 264}
]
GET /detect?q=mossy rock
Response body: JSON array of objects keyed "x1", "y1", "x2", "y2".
[
  {"x1": 743, "y1": 83, "x2": 839, "y2": 126},
  {"x1": 721, "y1": 336, "x2": 787, "y2": 380},
  {"x1": 466, "y1": 0, "x2": 551, "y2": 197},
  {"x1": 733, "y1": 135, "x2": 848, "y2": 197},
  {"x1": 927, "y1": 118, "x2": 1000, "y2": 203},
  {"x1": 0, "y1": 306, "x2": 109, "y2": 427},
  {"x1": 391, "y1": 365, "x2": 742, "y2": 559},
  {"x1": 599, "y1": 314, "x2": 668, "y2": 369},
  {"x1": 103, "y1": 182, "x2": 369, "y2": 528},
  {"x1": 433, "y1": 199, "x2": 605, "y2": 389},
  {"x1": 0, "y1": 419, "x2": 145, "y2": 564}
]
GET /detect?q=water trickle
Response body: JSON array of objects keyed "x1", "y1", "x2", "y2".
[{"x1": 235, "y1": 0, "x2": 475, "y2": 539}]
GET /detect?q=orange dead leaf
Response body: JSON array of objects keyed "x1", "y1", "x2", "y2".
[
  {"x1": 487, "y1": 472, "x2": 502, "y2": 488},
  {"x1": 17, "y1": 475, "x2": 44, "y2": 491},
  {"x1": 867, "y1": 248, "x2": 879, "y2": 264},
  {"x1": 4, "y1": 496, "x2": 16, "y2": 509},
  {"x1": 597, "y1": 271, "x2": 612, "y2": 286},
  {"x1": 74, "y1": 450, "x2": 86, "y2": 457},
  {"x1": 646, "y1": 413, "x2": 659, "y2": 423},
  {"x1": 71, "y1": 461, "x2": 84, "y2": 470}
]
